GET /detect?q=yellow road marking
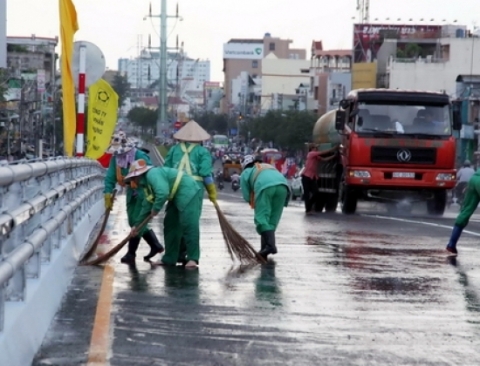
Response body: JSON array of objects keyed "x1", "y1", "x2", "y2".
[{"x1": 87, "y1": 264, "x2": 115, "y2": 365}]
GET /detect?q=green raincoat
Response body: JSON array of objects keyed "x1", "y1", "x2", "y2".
[
  {"x1": 135, "y1": 167, "x2": 203, "y2": 265},
  {"x1": 455, "y1": 169, "x2": 480, "y2": 228},
  {"x1": 164, "y1": 142, "x2": 213, "y2": 209},
  {"x1": 104, "y1": 149, "x2": 152, "y2": 236},
  {"x1": 240, "y1": 163, "x2": 289, "y2": 234}
]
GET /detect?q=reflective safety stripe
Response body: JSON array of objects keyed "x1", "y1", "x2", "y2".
[
  {"x1": 144, "y1": 185, "x2": 155, "y2": 203},
  {"x1": 178, "y1": 143, "x2": 196, "y2": 175},
  {"x1": 249, "y1": 163, "x2": 276, "y2": 209},
  {"x1": 169, "y1": 171, "x2": 184, "y2": 201},
  {"x1": 178, "y1": 143, "x2": 203, "y2": 181}
]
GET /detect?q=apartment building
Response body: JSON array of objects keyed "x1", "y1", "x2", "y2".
[{"x1": 222, "y1": 33, "x2": 306, "y2": 114}]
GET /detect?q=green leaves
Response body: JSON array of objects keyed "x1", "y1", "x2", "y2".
[
  {"x1": 191, "y1": 112, "x2": 230, "y2": 134},
  {"x1": 127, "y1": 107, "x2": 157, "y2": 134},
  {"x1": 242, "y1": 110, "x2": 316, "y2": 150},
  {"x1": 111, "y1": 72, "x2": 130, "y2": 107}
]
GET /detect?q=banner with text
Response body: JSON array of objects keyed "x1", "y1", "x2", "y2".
[
  {"x1": 223, "y1": 43, "x2": 264, "y2": 60},
  {"x1": 86, "y1": 78, "x2": 118, "y2": 160}
]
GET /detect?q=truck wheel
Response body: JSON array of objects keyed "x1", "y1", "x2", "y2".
[
  {"x1": 340, "y1": 174, "x2": 357, "y2": 214},
  {"x1": 427, "y1": 190, "x2": 447, "y2": 216},
  {"x1": 315, "y1": 193, "x2": 326, "y2": 212},
  {"x1": 325, "y1": 193, "x2": 339, "y2": 212}
]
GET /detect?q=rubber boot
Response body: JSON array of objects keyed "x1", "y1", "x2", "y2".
[
  {"x1": 446, "y1": 224, "x2": 463, "y2": 255},
  {"x1": 260, "y1": 234, "x2": 266, "y2": 252},
  {"x1": 121, "y1": 236, "x2": 141, "y2": 264},
  {"x1": 142, "y1": 229, "x2": 164, "y2": 261},
  {"x1": 177, "y1": 237, "x2": 187, "y2": 265},
  {"x1": 259, "y1": 230, "x2": 277, "y2": 259}
]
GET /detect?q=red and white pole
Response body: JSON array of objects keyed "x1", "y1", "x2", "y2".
[{"x1": 76, "y1": 44, "x2": 86, "y2": 157}]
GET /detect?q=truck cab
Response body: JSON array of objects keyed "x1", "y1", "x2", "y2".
[{"x1": 329, "y1": 88, "x2": 461, "y2": 215}]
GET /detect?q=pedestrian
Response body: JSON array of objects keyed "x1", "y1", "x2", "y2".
[
  {"x1": 163, "y1": 120, "x2": 216, "y2": 263},
  {"x1": 455, "y1": 160, "x2": 475, "y2": 202},
  {"x1": 301, "y1": 144, "x2": 324, "y2": 214},
  {"x1": 446, "y1": 167, "x2": 480, "y2": 255},
  {"x1": 240, "y1": 155, "x2": 289, "y2": 259},
  {"x1": 124, "y1": 159, "x2": 217, "y2": 269},
  {"x1": 104, "y1": 132, "x2": 164, "y2": 264}
]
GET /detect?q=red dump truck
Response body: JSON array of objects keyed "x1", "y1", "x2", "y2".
[{"x1": 312, "y1": 88, "x2": 462, "y2": 215}]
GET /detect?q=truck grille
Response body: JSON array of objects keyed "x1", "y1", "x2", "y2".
[{"x1": 370, "y1": 146, "x2": 436, "y2": 165}]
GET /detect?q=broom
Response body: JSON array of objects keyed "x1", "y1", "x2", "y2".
[
  {"x1": 80, "y1": 189, "x2": 117, "y2": 263},
  {"x1": 213, "y1": 202, "x2": 266, "y2": 265},
  {"x1": 81, "y1": 214, "x2": 154, "y2": 266}
]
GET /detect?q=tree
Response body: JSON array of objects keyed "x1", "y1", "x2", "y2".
[
  {"x1": 191, "y1": 112, "x2": 230, "y2": 134},
  {"x1": 242, "y1": 110, "x2": 317, "y2": 151},
  {"x1": 111, "y1": 72, "x2": 130, "y2": 107},
  {"x1": 405, "y1": 43, "x2": 421, "y2": 58},
  {"x1": 127, "y1": 107, "x2": 157, "y2": 136}
]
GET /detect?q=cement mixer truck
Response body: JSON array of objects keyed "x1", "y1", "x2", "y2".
[{"x1": 312, "y1": 88, "x2": 462, "y2": 215}]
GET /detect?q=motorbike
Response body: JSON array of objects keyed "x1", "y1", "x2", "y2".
[
  {"x1": 216, "y1": 172, "x2": 224, "y2": 190},
  {"x1": 231, "y1": 180, "x2": 240, "y2": 192}
]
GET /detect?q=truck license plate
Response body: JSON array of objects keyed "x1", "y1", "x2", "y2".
[{"x1": 392, "y1": 172, "x2": 415, "y2": 178}]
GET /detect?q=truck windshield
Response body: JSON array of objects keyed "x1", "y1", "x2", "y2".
[{"x1": 354, "y1": 103, "x2": 451, "y2": 136}]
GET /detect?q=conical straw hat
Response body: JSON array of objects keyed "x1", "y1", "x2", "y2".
[{"x1": 173, "y1": 120, "x2": 211, "y2": 142}]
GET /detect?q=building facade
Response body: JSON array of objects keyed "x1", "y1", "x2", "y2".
[
  {"x1": 261, "y1": 54, "x2": 311, "y2": 112},
  {"x1": 118, "y1": 50, "x2": 210, "y2": 91},
  {"x1": 0, "y1": 0, "x2": 6, "y2": 68},
  {"x1": 388, "y1": 36, "x2": 480, "y2": 96},
  {"x1": 308, "y1": 40, "x2": 352, "y2": 115},
  {"x1": 222, "y1": 33, "x2": 306, "y2": 114}
]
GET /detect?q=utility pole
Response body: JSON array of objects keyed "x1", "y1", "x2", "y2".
[{"x1": 147, "y1": 1, "x2": 181, "y2": 137}]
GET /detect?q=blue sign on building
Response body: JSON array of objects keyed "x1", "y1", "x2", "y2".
[{"x1": 230, "y1": 128, "x2": 237, "y2": 136}]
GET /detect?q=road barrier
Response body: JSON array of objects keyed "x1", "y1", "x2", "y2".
[{"x1": 0, "y1": 157, "x2": 105, "y2": 366}]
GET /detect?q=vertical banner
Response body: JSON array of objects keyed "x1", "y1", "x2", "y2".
[
  {"x1": 85, "y1": 79, "x2": 119, "y2": 160},
  {"x1": 59, "y1": 0, "x2": 79, "y2": 156}
]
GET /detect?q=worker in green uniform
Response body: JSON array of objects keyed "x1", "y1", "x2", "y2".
[
  {"x1": 446, "y1": 167, "x2": 480, "y2": 255},
  {"x1": 164, "y1": 120, "x2": 215, "y2": 263},
  {"x1": 104, "y1": 132, "x2": 164, "y2": 264},
  {"x1": 124, "y1": 159, "x2": 217, "y2": 269},
  {"x1": 240, "y1": 155, "x2": 290, "y2": 259}
]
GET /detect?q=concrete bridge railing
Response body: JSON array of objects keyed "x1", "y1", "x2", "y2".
[{"x1": 0, "y1": 157, "x2": 105, "y2": 366}]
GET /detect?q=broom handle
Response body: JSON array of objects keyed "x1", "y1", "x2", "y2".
[
  {"x1": 128, "y1": 213, "x2": 155, "y2": 239},
  {"x1": 81, "y1": 213, "x2": 155, "y2": 266}
]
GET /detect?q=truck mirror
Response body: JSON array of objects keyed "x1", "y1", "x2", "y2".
[
  {"x1": 339, "y1": 99, "x2": 350, "y2": 109},
  {"x1": 452, "y1": 109, "x2": 462, "y2": 131},
  {"x1": 335, "y1": 110, "x2": 346, "y2": 131}
]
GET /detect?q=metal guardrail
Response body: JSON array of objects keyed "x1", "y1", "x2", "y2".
[{"x1": 0, "y1": 158, "x2": 105, "y2": 331}]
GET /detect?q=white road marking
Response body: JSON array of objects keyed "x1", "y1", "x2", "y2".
[{"x1": 362, "y1": 214, "x2": 480, "y2": 237}]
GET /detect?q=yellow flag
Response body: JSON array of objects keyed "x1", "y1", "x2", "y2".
[
  {"x1": 59, "y1": 0, "x2": 79, "y2": 157},
  {"x1": 86, "y1": 79, "x2": 119, "y2": 160}
]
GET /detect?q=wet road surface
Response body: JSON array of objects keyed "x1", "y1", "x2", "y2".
[{"x1": 33, "y1": 188, "x2": 480, "y2": 365}]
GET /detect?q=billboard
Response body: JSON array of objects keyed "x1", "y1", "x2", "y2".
[
  {"x1": 352, "y1": 62, "x2": 377, "y2": 90},
  {"x1": 223, "y1": 43, "x2": 264, "y2": 60},
  {"x1": 353, "y1": 23, "x2": 442, "y2": 63}
]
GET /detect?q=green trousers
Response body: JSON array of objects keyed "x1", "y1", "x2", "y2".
[
  {"x1": 455, "y1": 175, "x2": 480, "y2": 228},
  {"x1": 161, "y1": 190, "x2": 203, "y2": 265},
  {"x1": 254, "y1": 185, "x2": 288, "y2": 234},
  {"x1": 127, "y1": 193, "x2": 149, "y2": 237}
]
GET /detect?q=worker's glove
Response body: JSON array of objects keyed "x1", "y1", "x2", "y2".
[
  {"x1": 104, "y1": 193, "x2": 113, "y2": 210},
  {"x1": 205, "y1": 183, "x2": 217, "y2": 203}
]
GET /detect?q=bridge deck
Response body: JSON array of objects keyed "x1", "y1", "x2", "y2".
[{"x1": 32, "y1": 191, "x2": 480, "y2": 365}]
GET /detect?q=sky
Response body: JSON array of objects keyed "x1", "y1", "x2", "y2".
[{"x1": 5, "y1": 0, "x2": 480, "y2": 81}]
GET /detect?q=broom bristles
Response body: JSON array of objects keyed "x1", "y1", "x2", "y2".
[{"x1": 214, "y1": 202, "x2": 266, "y2": 265}]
